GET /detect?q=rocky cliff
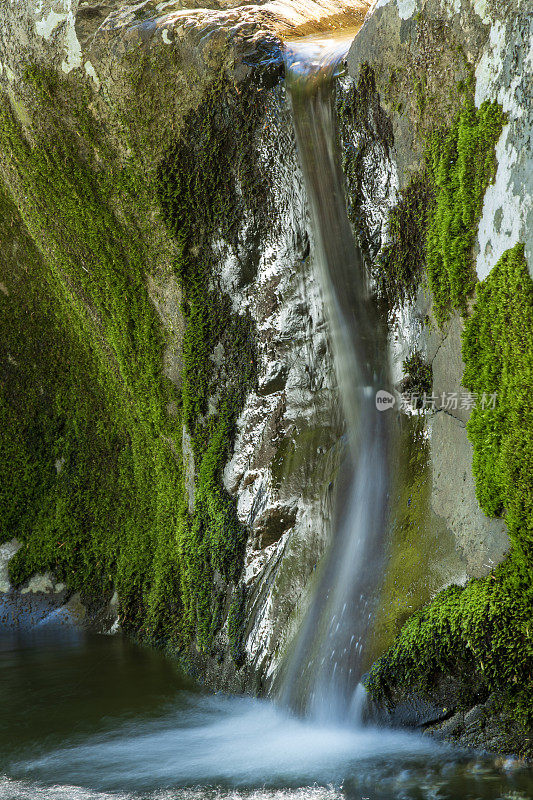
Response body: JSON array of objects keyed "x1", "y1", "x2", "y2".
[
  {"x1": 0, "y1": 0, "x2": 367, "y2": 691},
  {"x1": 0, "y1": 0, "x2": 531, "y2": 758},
  {"x1": 344, "y1": 0, "x2": 532, "y2": 757}
]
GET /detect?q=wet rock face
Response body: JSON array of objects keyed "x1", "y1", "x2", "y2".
[
  {"x1": 0, "y1": 539, "x2": 119, "y2": 633},
  {"x1": 426, "y1": 696, "x2": 531, "y2": 756},
  {"x1": 218, "y1": 87, "x2": 344, "y2": 684},
  {"x1": 344, "y1": 0, "x2": 533, "y2": 581},
  {"x1": 0, "y1": 0, "x2": 354, "y2": 692},
  {"x1": 428, "y1": 317, "x2": 509, "y2": 576},
  {"x1": 346, "y1": 0, "x2": 531, "y2": 756},
  {"x1": 364, "y1": 670, "x2": 531, "y2": 758},
  {"x1": 168, "y1": 80, "x2": 346, "y2": 689}
]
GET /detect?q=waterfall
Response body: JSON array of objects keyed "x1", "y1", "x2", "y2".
[{"x1": 279, "y1": 32, "x2": 393, "y2": 723}]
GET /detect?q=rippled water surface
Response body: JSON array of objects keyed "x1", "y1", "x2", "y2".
[{"x1": 0, "y1": 612, "x2": 531, "y2": 800}]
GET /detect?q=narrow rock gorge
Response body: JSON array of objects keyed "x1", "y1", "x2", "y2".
[{"x1": 0, "y1": 0, "x2": 531, "y2": 775}]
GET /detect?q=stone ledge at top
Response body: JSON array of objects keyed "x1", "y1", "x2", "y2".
[
  {"x1": 0, "y1": 0, "x2": 372, "y2": 174},
  {"x1": 80, "y1": 0, "x2": 372, "y2": 86},
  {"x1": 96, "y1": 0, "x2": 372, "y2": 38},
  {"x1": 3, "y1": 0, "x2": 373, "y2": 79},
  {"x1": 87, "y1": 0, "x2": 371, "y2": 67}
]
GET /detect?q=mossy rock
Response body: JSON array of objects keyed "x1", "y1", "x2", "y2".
[
  {"x1": 367, "y1": 244, "x2": 533, "y2": 734},
  {"x1": 0, "y1": 52, "x2": 268, "y2": 659}
]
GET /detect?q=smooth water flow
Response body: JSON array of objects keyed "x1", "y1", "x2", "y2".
[
  {"x1": 1, "y1": 592, "x2": 531, "y2": 799},
  {"x1": 279, "y1": 33, "x2": 393, "y2": 721}
]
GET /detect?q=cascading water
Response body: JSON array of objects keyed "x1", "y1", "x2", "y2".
[
  {"x1": 279, "y1": 32, "x2": 394, "y2": 723},
  {"x1": 1, "y1": 28, "x2": 530, "y2": 800}
]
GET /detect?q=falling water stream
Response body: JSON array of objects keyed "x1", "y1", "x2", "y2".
[
  {"x1": 279, "y1": 30, "x2": 392, "y2": 722},
  {"x1": 0, "y1": 29, "x2": 531, "y2": 800}
]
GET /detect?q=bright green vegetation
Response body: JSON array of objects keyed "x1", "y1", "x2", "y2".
[
  {"x1": 0, "y1": 73, "x2": 185, "y2": 643},
  {"x1": 462, "y1": 243, "x2": 533, "y2": 550},
  {"x1": 0, "y1": 66, "x2": 260, "y2": 656},
  {"x1": 228, "y1": 583, "x2": 248, "y2": 667},
  {"x1": 367, "y1": 564, "x2": 532, "y2": 728},
  {"x1": 156, "y1": 80, "x2": 262, "y2": 648},
  {"x1": 365, "y1": 71, "x2": 530, "y2": 729},
  {"x1": 370, "y1": 85, "x2": 504, "y2": 320},
  {"x1": 426, "y1": 99, "x2": 506, "y2": 325},
  {"x1": 376, "y1": 176, "x2": 432, "y2": 308},
  {"x1": 368, "y1": 245, "x2": 533, "y2": 729}
]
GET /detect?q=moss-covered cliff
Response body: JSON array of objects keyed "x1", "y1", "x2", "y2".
[
  {"x1": 0, "y1": 64, "x2": 251, "y2": 652},
  {"x1": 345, "y1": 0, "x2": 532, "y2": 755},
  {"x1": 0, "y1": 0, "x2": 345, "y2": 693},
  {"x1": 0, "y1": 4, "x2": 281, "y2": 675},
  {"x1": 0, "y1": 0, "x2": 531, "y2": 760}
]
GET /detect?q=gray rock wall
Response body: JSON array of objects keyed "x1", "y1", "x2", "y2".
[
  {"x1": 207, "y1": 84, "x2": 345, "y2": 687},
  {"x1": 346, "y1": 0, "x2": 531, "y2": 585},
  {"x1": 0, "y1": 0, "x2": 352, "y2": 692}
]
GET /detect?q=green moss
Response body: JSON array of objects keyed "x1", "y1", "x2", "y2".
[
  {"x1": 462, "y1": 244, "x2": 533, "y2": 568},
  {"x1": 367, "y1": 565, "x2": 531, "y2": 726},
  {"x1": 376, "y1": 175, "x2": 433, "y2": 308},
  {"x1": 370, "y1": 75, "x2": 504, "y2": 320},
  {"x1": 362, "y1": 76, "x2": 529, "y2": 730},
  {"x1": 156, "y1": 78, "x2": 262, "y2": 652},
  {"x1": 399, "y1": 350, "x2": 432, "y2": 407},
  {"x1": 367, "y1": 245, "x2": 533, "y2": 729},
  {"x1": 426, "y1": 99, "x2": 506, "y2": 324},
  {"x1": 0, "y1": 78, "x2": 187, "y2": 644},
  {"x1": 0, "y1": 65, "x2": 262, "y2": 656},
  {"x1": 228, "y1": 583, "x2": 248, "y2": 667}
]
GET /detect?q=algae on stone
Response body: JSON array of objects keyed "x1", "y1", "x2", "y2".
[{"x1": 367, "y1": 244, "x2": 533, "y2": 733}]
